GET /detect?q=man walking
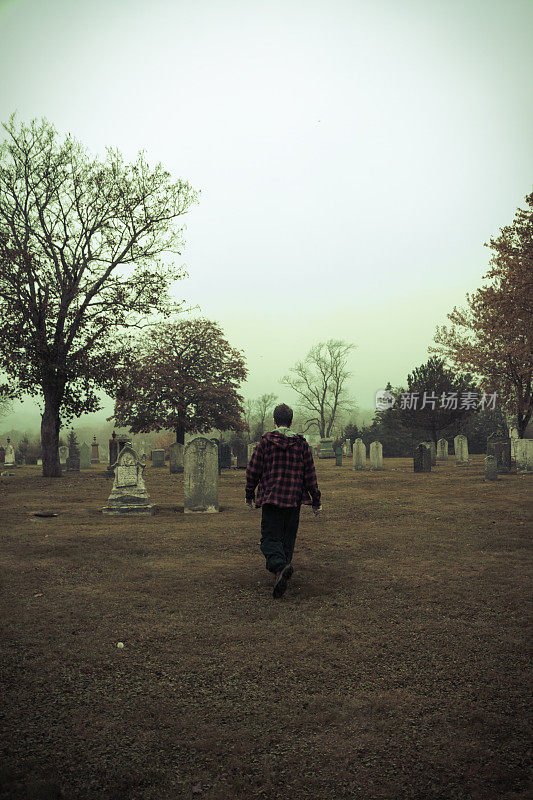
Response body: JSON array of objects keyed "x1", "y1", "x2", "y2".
[{"x1": 245, "y1": 403, "x2": 322, "y2": 598}]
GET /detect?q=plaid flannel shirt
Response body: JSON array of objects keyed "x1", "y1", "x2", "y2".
[{"x1": 245, "y1": 431, "x2": 321, "y2": 508}]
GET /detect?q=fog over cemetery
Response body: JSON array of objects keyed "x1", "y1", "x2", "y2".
[{"x1": 0, "y1": 1, "x2": 532, "y2": 799}]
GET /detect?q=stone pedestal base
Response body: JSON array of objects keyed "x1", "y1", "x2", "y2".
[{"x1": 102, "y1": 503, "x2": 154, "y2": 515}]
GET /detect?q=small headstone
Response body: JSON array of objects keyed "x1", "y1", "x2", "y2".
[
  {"x1": 515, "y1": 439, "x2": 533, "y2": 474},
  {"x1": 484, "y1": 455, "x2": 498, "y2": 481},
  {"x1": 352, "y1": 438, "x2": 366, "y2": 470},
  {"x1": 219, "y1": 443, "x2": 232, "y2": 470},
  {"x1": 509, "y1": 426, "x2": 519, "y2": 459},
  {"x1": 436, "y1": 439, "x2": 448, "y2": 461},
  {"x1": 234, "y1": 440, "x2": 247, "y2": 469},
  {"x1": 91, "y1": 436, "x2": 100, "y2": 463},
  {"x1": 486, "y1": 435, "x2": 511, "y2": 474},
  {"x1": 335, "y1": 446, "x2": 343, "y2": 466},
  {"x1": 37, "y1": 458, "x2": 42, "y2": 466},
  {"x1": 102, "y1": 446, "x2": 153, "y2": 515},
  {"x1": 80, "y1": 442, "x2": 91, "y2": 469},
  {"x1": 369, "y1": 441, "x2": 383, "y2": 470},
  {"x1": 413, "y1": 443, "x2": 431, "y2": 472},
  {"x1": 184, "y1": 437, "x2": 219, "y2": 513},
  {"x1": 318, "y1": 438, "x2": 335, "y2": 459},
  {"x1": 4, "y1": 439, "x2": 15, "y2": 466},
  {"x1": 423, "y1": 441, "x2": 437, "y2": 466},
  {"x1": 454, "y1": 434, "x2": 469, "y2": 465},
  {"x1": 58, "y1": 446, "x2": 68, "y2": 465},
  {"x1": 344, "y1": 439, "x2": 352, "y2": 456},
  {"x1": 0, "y1": 446, "x2": 5, "y2": 464},
  {"x1": 169, "y1": 442, "x2": 184, "y2": 474},
  {"x1": 152, "y1": 449, "x2": 165, "y2": 468}
]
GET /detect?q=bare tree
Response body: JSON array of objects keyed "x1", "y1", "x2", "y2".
[
  {"x1": 255, "y1": 392, "x2": 278, "y2": 433},
  {"x1": 281, "y1": 340, "x2": 356, "y2": 437}
]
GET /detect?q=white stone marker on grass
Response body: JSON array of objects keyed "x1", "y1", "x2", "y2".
[
  {"x1": 184, "y1": 437, "x2": 219, "y2": 513},
  {"x1": 369, "y1": 441, "x2": 383, "y2": 470},
  {"x1": 352, "y1": 438, "x2": 366, "y2": 470}
]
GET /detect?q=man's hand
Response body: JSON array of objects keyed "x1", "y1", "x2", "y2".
[{"x1": 312, "y1": 504, "x2": 322, "y2": 516}]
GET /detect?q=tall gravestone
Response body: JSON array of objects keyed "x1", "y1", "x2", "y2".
[
  {"x1": 484, "y1": 455, "x2": 498, "y2": 481},
  {"x1": 515, "y1": 439, "x2": 533, "y2": 474},
  {"x1": 486, "y1": 435, "x2": 511, "y2": 474},
  {"x1": 102, "y1": 446, "x2": 153, "y2": 515},
  {"x1": 318, "y1": 438, "x2": 335, "y2": 459},
  {"x1": 58, "y1": 446, "x2": 68, "y2": 465},
  {"x1": 91, "y1": 436, "x2": 100, "y2": 463},
  {"x1": 344, "y1": 439, "x2": 352, "y2": 456},
  {"x1": 423, "y1": 441, "x2": 436, "y2": 466},
  {"x1": 369, "y1": 441, "x2": 383, "y2": 470},
  {"x1": 454, "y1": 434, "x2": 469, "y2": 465},
  {"x1": 436, "y1": 439, "x2": 448, "y2": 461},
  {"x1": 184, "y1": 437, "x2": 219, "y2": 513},
  {"x1": 219, "y1": 442, "x2": 232, "y2": 470},
  {"x1": 247, "y1": 442, "x2": 256, "y2": 461},
  {"x1": 0, "y1": 446, "x2": 5, "y2": 464},
  {"x1": 169, "y1": 442, "x2": 184, "y2": 474},
  {"x1": 509, "y1": 427, "x2": 519, "y2": 460},
  {"x1": 352, "y1": 438, "x2": 366, "y2": 470},
  {"x1": 80, "y1": 442, "x2": 91, "y2": 469},
  {"x1": 4, "y1": 440, "x2": 15, "y2": 466},
  {"x1": 234, "y1": 440, "x2": 248, "y2": 469},
  {"x1": 335, "y1": 446, "x2": 343, "y2": 466},
  {"x1": 414, "y1": 443, "x2": 431, "y2": 472},
  {"x1": 109, "y1": 432, "x2": 119, "y2": 465},
  {"x1": 152, "y1": 449, "x2": 165, "y2": 468}
]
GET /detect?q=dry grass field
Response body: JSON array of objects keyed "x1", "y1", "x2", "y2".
[{"x1": 0, "y1": 456, "x2": 531, "y2": 800}]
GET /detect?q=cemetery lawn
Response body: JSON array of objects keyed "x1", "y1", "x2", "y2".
[{"x1": 0, "y1": 458, "x2": 531, "y2": 800}]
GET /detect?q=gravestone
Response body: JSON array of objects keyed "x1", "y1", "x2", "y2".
[
  {"x1": 80, "y1": 442, "x2": 91, "y2": 469},
  {"x1": 509, "y1": 427, "x2": 519, "y2": 459},
  {"x1": 515, "y1": 439, "x2": 533, "y2": 474},
  {"x1": 436, "y1": 439, "x2": 448, "y2": 461},
  {"x1": 369, "y1": 441, "x2": 383, "y2": 470},
  {"x1": 91, "y1": 436, "x2": 100, "y2": 463},
  {"x1": 335, "y1": 446, "x2": 343, "y2": 466},
  {"x1": 454, "y1": 434, "x2": 469, "y2": 465},
  {"x1": 423, "y1": 441, "x2": 436, "y2": 466},
  {"x1": 219, "y1": 442, "x2": 232, "y2": 470},
  {"x1": 184, "y1": 437, "x2": 219, "y2": 513},
  {"x1": 344, "y1": 439, "x2": 352, "y2": 456},
  {"x1": 4, "y1": 441, "x2": 15, "y2": 466},
  {"x1": 169, "y1": 442, "x2": 184, "y2": 474},
  {"x1": 484, "y1": 455, "x2": 498, "y2": 481},
  {"x1": 109, "y1": 432, "x2": 119, "y2": 465},
  {"x1": 117, "y1": 435, "x2": 130, "y2": 454},
  {"x1": 414, "y1": 443, "x2": 431, "y2": 472},
  {"x1": 102, "y1": 446, "x2": 153, "y2": 515},
  {"x1": 352, "y1": 438, "x2": 366, "y2": 470},
  {"x1": 58, "y1": 446, "x2": 68, "y2": 465},
  {"x1": 318, "y1": 438, "x2": 335, "y2": 459},
  {"x1": 247, "y1": 442, "x2": 256, "y2": 461},
  {"x1": 152, "y1": 449, "x2": 165, "y2": 468},
  {"x1": 234, "y1": 440, "x2": 248, "y2": 469},
  {"x1": 486, "y1": 435, "x2": 511, "y2": 474},
  {"x1": 37, "y1": 459, "x2": 42, "y2": 466},
  {"x1": 0, "y1": 446, "x2": 5, "y2": 464}
]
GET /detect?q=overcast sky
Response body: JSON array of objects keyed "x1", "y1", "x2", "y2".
[{"x1": 0, "y1": 0, "x2": 532, "y2": 430}]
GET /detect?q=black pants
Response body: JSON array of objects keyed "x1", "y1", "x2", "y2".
[{"x1": 260, "y1": 503, "x2": 301, "y2": 574}]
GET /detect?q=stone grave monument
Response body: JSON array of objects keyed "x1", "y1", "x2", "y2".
[
  {"x1": 80, "y1": 442, "x2": 91, "y2": 469},
  {"x1": 423, "y1": 441, "x2": 436, "y2": 466},
  {"x1": 484, "y1": 455, "x2": 498, "y2": 481},
  {"x1": 102, "y1": 446, "x2": 153, "y2": 515},
  {"x1": 58, "y1": 446, "x2": 68, "y2": 465},
  {"x1": 91, "y1": 436, "x2": 100, "y2": 463},
  {"x1": 184, "y1": 437, "x2": 219, "y2": 513},
  {"x1": 335, "y1": 446, "x2": 343, "y2": 466},
  {"x1": 369, "y1": 441, "x2": 383, "y2": 470},
  {"x1": 318, "y1": 438, "x2": 335, "y2": 459},
  {"x1": 352, "y1": 438, "x2": 366, "y2": 470},
  {"x1": 436, "y1": 439, "x2": 448, "y2": 461},
  {"x1": 0, "y1": 446, "x2": 5, "y2": 464},
  {"x1": 486, "y1": 435, "x2": 511, "y2": 474},
  {"x1": 4, "y1": 440, "x2": 15, "y2": 466},
  {"x1": 414, "y1": 443, "x2": 431, "y2": 473},
  {"x1": 152, "y1": 449, "x2": 166, "y2": 468},
  {"x1": 344, "y1": 439, "x2": 352, "y2": 456},
  {"x1": 515, "y1": 439, "x2": 533, "y2": 474},
  {"x1": 454, "y1": 434, "x2": 469, "y2": 465},
  {"x1": 234, "y1": 440, "x2": 248, "y2": 469},
  {"x1": 108, "y1": 432, "x2": 119, "y2": 465},
  {"x1": 169, "y1": 442, "x2": 184, "y2": 474},
  {"x1": 219, "y1": 442, "x2": 232, "y2": 470}
]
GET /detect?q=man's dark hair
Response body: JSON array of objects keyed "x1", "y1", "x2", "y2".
[{"x1": 274, "y1": 403, "x2": 293, "y2": 427}]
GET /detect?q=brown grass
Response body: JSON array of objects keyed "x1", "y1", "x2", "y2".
[{"x1": 0, "y1": 457, "x2": 531, "y2": 799}]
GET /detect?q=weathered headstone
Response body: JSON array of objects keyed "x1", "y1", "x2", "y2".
[
  {"x1": 169, "y1": 442, "x2": 184, "y2": 474},
  {"x1": 484, "y1": 455, "x2": 498, "y2": 481},
  {"x1": 80, "y1": 442, "x2": 91, "y2": 469},
  {"x1": 515, "y1": 439, "x2": 533, "y2": 474},
  {"x1": 0, "y1": 446, "x2": 5, "y2": 464},
  {"x1": 414, "y1": 443, "x2": 431, "y2": 472},
  {"x1": 91, "y1": 436, "x2": 100, "y2": 463},
  {"x1": 318, "y1": 438, "x2": 335, "y2": 459},
  {"x1": 247, "y1": 442, "x2": 256, "y2": 461},
  {"x1": 184, "y1": 437, "x2": 219, "y2": 513},
  {"x1": 109, "y1": 432, "x2": 119, "y2": 465},
  {"x1": 369, "y1": 441, "x2": 383, "y2": 470},
  {"x1": 352, "y1": 438, "x2": 366, "y2": 470},
  {"x1": 454, "y1": 434, "x2": 469, "y2": 465},
  {"x1": 344, "y1": 439, "x2": 352, "y2": 456},
  {"x1": 422, "y1": 441, "x2": 436, "y2": 466},
  {"x1": 486, "y1": 435, "x2": 511, "y2": 474},
  {"x1": 509, "y1": 427, "x2": 520, "y2": 459},
  {"x1": 4, "y1": 440, "x2": 15, "y2": 466},
  {"x1": 436, "y1": 439, "x2": 448, "y2": 461},
  {"x1": 37, "y1": 458, "x2": 42, "y2": 466},
  {"x1": 151, "y1": 449, "x2": 165, "y2": 468},
  {"x1": 102, "y1": 446, "x2": 153, "y2": 515},
  {"x1": 58, "y1": 446, "x2": 68, "y2": 465},
  {"x1": 234, "y1": 440, "x2": 248, "y2": 469},
  {"x1": 335, "y1": 446, "x2": 343, "y2": 466},
  {"x1": 219, "y1": 442, "x2": 232, "y2": 470}
]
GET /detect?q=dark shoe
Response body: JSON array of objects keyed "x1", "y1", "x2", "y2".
[
  {"x1": 285, "y1": 564, "x2": 294, "y2": 580},
  {"x1": 273, "y1": 564, "x2": 292, "y2": 598}
]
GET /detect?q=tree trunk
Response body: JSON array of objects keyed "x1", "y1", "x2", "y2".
[
  {"x1": 175, "y1": 420, "x2": 185, "y2": 445},
  {"x1": 41, "y1": 387, "x2": 62, "y2": 477}
]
